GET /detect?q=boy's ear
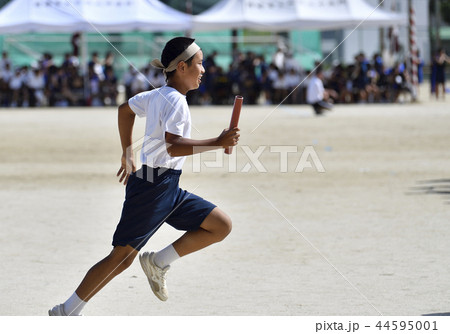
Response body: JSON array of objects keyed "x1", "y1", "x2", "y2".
[{"x1": 177, "y1": 61, "x2": 186, "y2": 74}]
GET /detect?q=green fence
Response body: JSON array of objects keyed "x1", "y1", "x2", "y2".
[{"x1": 0, "y1": 30, "x2": 322, "y2": 80}]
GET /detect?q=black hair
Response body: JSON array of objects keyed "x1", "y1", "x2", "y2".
[{"x1": 161, "y1": 37, "x2": 196, "y2": 79}]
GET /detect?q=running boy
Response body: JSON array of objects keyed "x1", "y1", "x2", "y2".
[{"x1": 49, "y1": 37, "x2": 240, "y2": 316}]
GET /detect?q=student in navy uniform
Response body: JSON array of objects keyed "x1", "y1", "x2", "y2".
[
  {"x1": 49, "y1": 37, "x2": 240, "y2": 316},
  {"x1": 433, "y1": 48, "x2": 450, "y2": 100}
]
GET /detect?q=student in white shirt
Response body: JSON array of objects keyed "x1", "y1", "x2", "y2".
[
  {"x1": 49, "y1": 37, "x2": 240, "y2": 316},
  {"x1": 306, "y1": 66, "x2": 335, "y2": 116},
  {"x1": 26, "y1": 68, "x2": 46, "y2": 106}
]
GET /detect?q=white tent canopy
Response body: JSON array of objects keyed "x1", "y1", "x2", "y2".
[
  {"x1": 0, "y1": 0, "x2": 192, "y2": 33},
  {"x1": 345, "y1": 0, "x2": 407, "y2": 27},
  {"x1": 193, "y1": 0, "x2": 407, "y2": 31},
  {"x1": 0, "y1": 0, "x2": 407, "y2": 34}
]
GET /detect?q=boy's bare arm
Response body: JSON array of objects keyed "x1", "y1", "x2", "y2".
[
  {"x1": 117, "y1": 102, "x2": 136, "y2": 184},
  {"x1": 165, "y1": 128, "x2": 240, "y2": 157}
]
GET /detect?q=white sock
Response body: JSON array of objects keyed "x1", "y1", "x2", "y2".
[
  {"x1": 63, "y1": 292, "x2": 86, "y2": 316},
  {"x1": 154, "y1": 244, "x2": 180, "y2": 269}
]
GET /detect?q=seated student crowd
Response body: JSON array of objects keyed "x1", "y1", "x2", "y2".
[
  {"x1": 0, "y1": 51, "x2": 119, "y2": 107},
  {"x1": 0, "y1": 49, "x2": 416, "y2": 108}
]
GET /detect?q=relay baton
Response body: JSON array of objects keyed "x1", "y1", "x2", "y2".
[{"x1": 225, "y1": 95, "x2": 243, "y2": 155}]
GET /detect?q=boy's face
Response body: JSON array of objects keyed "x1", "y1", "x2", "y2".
[{"x1": 184, "y1": 50, "x2": 205, "y2": 91}]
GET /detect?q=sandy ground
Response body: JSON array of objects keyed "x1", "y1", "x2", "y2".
[{"x1": 0, "y1": 90, "x2": 449, "y2": 316}]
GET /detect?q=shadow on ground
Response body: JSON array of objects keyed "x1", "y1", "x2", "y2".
[
  {"x1": 422, "y1": 312, "x2": 450, "y2": 316},
  {"x1": 407, "y1": 179, "x2": 450, "y2": 205}
]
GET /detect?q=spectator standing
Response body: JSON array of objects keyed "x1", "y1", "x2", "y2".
[
  {"x1": 71, "y1": 32, "x2": 81, "y2": 58},
  {"x1": 432, "y1": 48, "x2": 450, "y2": 100},
  {"x1": 272, "y1": 48, "x2": 285, "y2": 71},
  {"x1": 0, "y1": 51, "x2": 12, "y2": 72},
  {"x1": 0, "y1": 62, "x2": 13, "y2": 106},
  {"x1": 417, "y1": 50, "x2": 425, "y2": 85}
]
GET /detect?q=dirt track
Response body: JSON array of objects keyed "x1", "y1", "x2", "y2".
[{"x1": 0, "y1": 95, "x2": 449, "y2": 316}]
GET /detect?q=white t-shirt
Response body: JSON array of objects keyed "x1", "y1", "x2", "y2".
[
  {"x1": 9, "y1": 74, "x2": 23, "y2": 90},
  {"x1": 306, "y1": 75, "x2": 324, "y2": 104},
  {"x1": 285, "y1": 72, "x2": 300, "y2": 88},
  {"x1": 26, "y1": 72, "x2": 45, "y2": 90},
  {"x1": 128, "y1": 85, "x2": 191, "y2": 170}
]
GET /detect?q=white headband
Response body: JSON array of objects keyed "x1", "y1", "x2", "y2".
[{"x1": 151, "y1": 42, "x2": 201, "y2": 74}]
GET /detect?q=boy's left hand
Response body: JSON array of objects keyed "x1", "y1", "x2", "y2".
[{"x1": 218, "y1": 127, "x2": 240, "y2": 148}]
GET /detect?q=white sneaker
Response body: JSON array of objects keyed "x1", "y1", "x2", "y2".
[
  {"x1": 139, "y1": 252, "x2": 169, "y2": 301},
  {"x1": 48, "y1": 304, "x2": 67, "y2": 316},
  {"x1": 48, "y1": 304, "x2": 83, "y2": 316}
]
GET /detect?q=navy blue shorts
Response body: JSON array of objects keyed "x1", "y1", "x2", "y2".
[{"x1": 112, "y1": 165, "x2": 216, "y2": 251}]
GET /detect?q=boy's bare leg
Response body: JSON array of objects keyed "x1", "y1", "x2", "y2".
[
  {"x1": 74, "y1": 207, "x2": 231, "y2": 302},
  {"x1": 75, "y1": 245, "x2": 138, "y2": 301},
  {"x1": 172, "y1": 207, "x2": 232, "y2": 257}
]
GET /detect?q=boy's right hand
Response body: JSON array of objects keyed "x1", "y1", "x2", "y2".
[
  {"x1": 117, "y1": 153, "x2": 136, "y2": 185},
  {"x1": 218, "y1": 127, "x2": 240, "y2": 148}
]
